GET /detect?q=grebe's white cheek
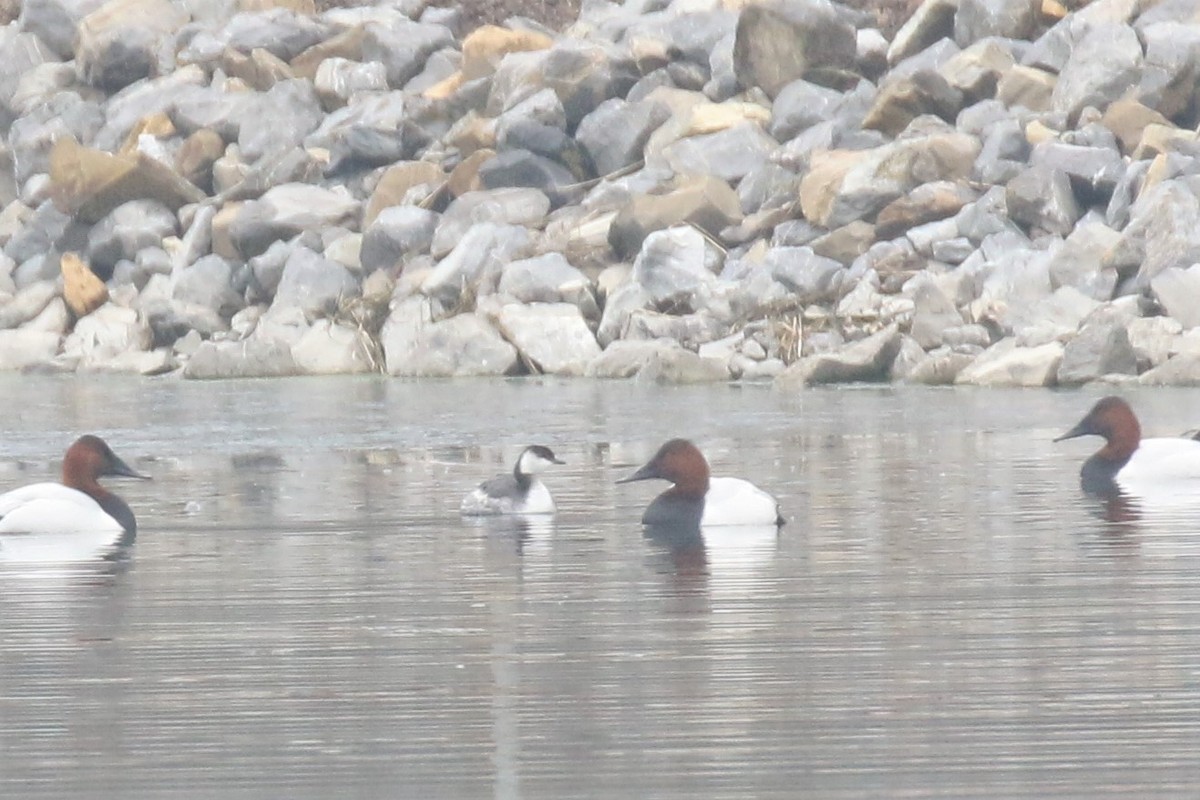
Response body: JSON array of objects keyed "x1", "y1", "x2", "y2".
[{"x1": 518, "y1": 450, "x2": 554, "y2": 475}]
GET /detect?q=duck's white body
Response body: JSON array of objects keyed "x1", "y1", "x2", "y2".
[
  {"x1": 0, "y1": 483, "x2": 127, "y2": 562},
  {"x1": 1115, "y1": 438, "x2": 1200, "y2": 495},
  {"x1": 701, "y1": 477, "x2": 782, "y2": 527}
]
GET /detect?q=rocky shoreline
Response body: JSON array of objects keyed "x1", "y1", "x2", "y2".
[{"x1": 0, "y1": 0, "x2": 1198, "y2": 387}]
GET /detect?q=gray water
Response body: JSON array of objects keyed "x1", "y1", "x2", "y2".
[{"x1": 2, "y1": 375, "x2": 1200, "y2": 798}]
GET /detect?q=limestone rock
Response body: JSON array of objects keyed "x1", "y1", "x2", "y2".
[
  {"x1": 1140, "y1": 353, "x2": 1200, "y2": 386},
  {"x1": 291, "y1": 318, "x2": 377, "y2": 374},
  {"x1": 1051, "y1": 23, "x2": 1143, "y2": 120},
  {"x1": 586, "y1": 339, "x2": 685, "y2": 379},
  {"x1": 575, "y1": 98, "x2": 670, "y2": 177},
  {"x1": 493, "y1": 302, "x2": 601, "y2": 376},
  {"x1": 637, "y1": 346, "x2": 730, "y2": 384},
  {"x1": 1150, "y1": 266, "x2": 1200, "y2": 330},
  {"x1": 360, "y1": 206, "x2": 438, "y2": 273},
  {"x1": 955, "y1": 339, "x2": 1064, "y2": 386},
  {"x1": 271, "y1": 246, "x2": 360, "y2": 319},
  {"x1": 608, "y1": 175, "x2": 741, "y2": 259},
  {"x1": 776, "y1": 325, "x2": 903, "y2": 388},
  {"x1": 733, "y1": 0, "x2": 856, "y2": 99},
  {"x1": 497, "y1": 253, "x2": 596, "y2": 315},
  {"x1": 381, "y1": 299, "x2": 517, "y2": 377},
  {"x1": 364, "y1": 161, "x2": 444, "y2": 226},
  {"x1": 228, "y1": 183, "x2": 359, "y2": 258},
  {"x1": 61, "y1": 302, "x2": 152, "y2": 368},
  {"x1": 1005, "y1": 165, "x2": 1081, "y2": 237},
  {"x1": 75, "y1": 0, "x2": 189, "y2": 92},
  {"x1": 631, "y1": 226, "x2": 718, "y2": 310},
  {"x1": 955, "y1": 0, "x2": 1038, "y2": 46},
  {"x1": 461, "y1": 24, "x2": 553, "y2": 81},
  {"x1": 1056, "y1": 322, "x2": 1138, "y2": 385},
  {"x1": 431, "y1": 188, "x2": 548, "y2": 257},
  {"x1": 420, "y1": 223, "x2": 531, "y2": 306},
  {"x1": 183, "y1": 338, "x2": 298, "y2": 379},
  {"x1": 0, "y1": 328, "x2": 60, "y2": 370},
  {"x1": 0, "y1": 280, "x2": 58, "y2": 329},
  {"x1": 889, "y1": 0, "x2": 958, "y2": 66},
  {"x1": 863, "y1": 71, "x2": 963, "y2": 136}
]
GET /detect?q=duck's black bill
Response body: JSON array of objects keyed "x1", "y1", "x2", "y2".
[
  {"x1": 111, "y1": 456, "x2": 151, "y2": 480},
  {"x1": 616, "y1": 463, "x2": 658, "y2": 484}
]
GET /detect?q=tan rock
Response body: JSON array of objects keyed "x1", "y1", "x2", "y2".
[
  {"x1": 811, "y1": 221, "x2": 875, "y2": 265},
  {"x1": 290, "y1": 26, "x2": 367, "y2": 80},
  {"x1": 1102, "y1": 98, "x2": 1172, "y2": 155},
  {"x1": 607, "y1": 175, "x2": 742, "y2": 259},
  {"x1": 1133, "y1": 123, "x2": 1199, "y2": 161},
  {"x1": 644, "y1": 98, "x2": 770, "y2": 159},
  {"x1": 422, "y1": 71, "x2": 464, "y2": 100},
  {"x1": 875, "y1": 181, "x2": 976, "y2": 240},
  {"x1": 446, "y1": 150, "x2": 494, "y2": 199},
  {"x1": 997, "y1": 65, "x2": 1056, "y2": 112},
  {"x1": 176, "y1": 129, "x2": 227, "y2": 190},
  {"x1": 210, "y1": 203, "x2": 242, "y2": 260},
  {"x1": 798, "y1": 150, "x2": 862, "y2": 227},
  {"x1": 50, "y1": 136, "x2": 206, "y2": 223},
  {"x1": 221, "y1": 47, "x2": 295, "y2": 91},
  {"x1": 61, "y1": 253, "x2": 108, "y2": 317},
  {"x1": 1042, "y1": 0, "x2": 1069, "y2": 19},
  {"x1": 119, "y1": 112, "x2": 176, "y2": 157},
  {"x1": 1024, "y1": 119, "x2": 1057, "y2": 146},
  {"x1": 888, "y1": 0, "x2": 958, "y2": 66},
  {"x1": 364, "y1": 161, "x2": 445, "y2": 226},
  {"x1": 862, "y1": 71, "x2": 962, "y2": 137},
  {"x1": 444, "y1": 112, "x2": 497, "y2": 155},
  {"x1": 461, "y1": 25, "x2": 553, "y2": 81}
]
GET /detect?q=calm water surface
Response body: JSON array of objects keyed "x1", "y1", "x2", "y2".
[{"x1": 2, "y1": 376, "x2": 1200, "y2": 798}]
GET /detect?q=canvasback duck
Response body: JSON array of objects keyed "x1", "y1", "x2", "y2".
[
  {"x1": 1056, "y1": 396, "x2": 1200, "y2": 495},
  {"x1": 617, "y1": 439, "x2": 783, "y2": 527},
  {"x1": 0, "y1": 436, "x2": 148, "y2": 543},
  {"x1": 460, "y1": 445, "x2": 564, "y2": 516}
]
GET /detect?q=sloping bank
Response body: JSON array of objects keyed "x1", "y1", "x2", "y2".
[{"x1": 0, "y1": 0, "x2": 1198, "y2": 388}]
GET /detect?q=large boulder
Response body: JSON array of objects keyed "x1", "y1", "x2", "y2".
[
  {"x1": 492, "y1": 302, "x2": 601, "y2": 376},
  {"x1": 733, "y1": 0, "x2": 856, "y2": 99},
  {"x1": 381, "y1": 298, "x2": 518, "y2": 377}
]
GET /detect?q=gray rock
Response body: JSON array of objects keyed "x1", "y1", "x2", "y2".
[
  {"x1": 0, "y1": 328, "x2": 60, "y2": 370},
  {"x1": 1056, "y1": 322, "x2": 1138, "y2": 385},
  {"x1": 238, "y1": 80, "x2": 324, "y2": 162},
  {"x1": 596, "y1": 282, "x2": 652, "y2": 347},
  {"x1": 955, "y1": 339, "x2": 1064, "y2": 386},
  {"x1": 75, "y1": 0, "x2": 188, "y2": 92},
  {"x1": 361, "y1": 18, "x2": 454, "y2": 88},
  {"x1": 431, "y1": 189, "x2": 548, "y2": 257},
  {"x1": 381, "y1": 299, "x2": 518, "y2": 377},
  {"x1": 222, "y1": 9, "x2": 330, "y2": 61},
  {"x1": 497, "y1": 253, "x2": 596, "y2": 315},
  {"x1": 86, "y1": 200, "x2": 177, "y2": 276},
  {"x1": 1005, "y1": 165, "x2": 1081, "y2": 237},
  {"x1": 637, "y1": 346, "x2": 730, "y2": 384},
  {"x1": 314, "y1": 58, "x2": 389, "y2": 108},
  {"x1": 360, "y1": 206, "x2": 439, "y2": 272},
  {"x1": 624, "y1": 309, "x2": 726, "y2": 350},
  {"x1": 586, "y1": 339, "x2": 683, "y2": 379},
  {"x1": 942, "y1": 324, "x2": 992, "y2": 348},
  {"x1": 776, "y1": 324, "x2": 903, "y2": 388},
  {"x1": 909, "y1": 279, "x2": 963, "y2": 349},
  {"x1": 183, "y1": 338, "x2": 298, "y2": 380},
  {"x1": 631, "y1": 226, "x2": 719, "y2": 310},
  {"x1": 170, "y1": 83, "x2": 257, "y2": 141},
  {"x1": 1051, "y1": 23, "x2": 1143, "y2": 120},
  {"x1": 478, "y1": 149, "x2": 578, "y2": 196},
  {"x1": 20, "y1": 0, "x2": 106, "y2": 59},
  {"x1": 769, "y1": 79, "x2": 843, "y2": 142},
  {"x1": 1151, "y1": 266, "x2": 1200, "y2": 330},
  {"x1": 767, "y1": 247, "x2": 844, "y2": 303},
  {"x1": 61, "y1": 302, "x2": 153, "y2": 369},
  {"x1": 1126, "y1": 316, "x2": 1183, "y2": 369},
  {"x1": 660, "y1": 121, "x2": 776, "y2": 184},
  {"x1": 903, "y1": 347, "x2": 978, "y2": 385},
  {"x1": 0, "y1": 29, "x2": 57, "y2": 124},
  {"x1": 229, "y1": 183, "x2": 359, "y2": 259},
  {"x1": 576, "y1": 97, "x2": 671, "y2": 177},
  {"x1": 0, "y1": 280, "x2": 57, "y2": 330},
  {"x1": 306, "y1": 91, "x2": 428, "y2": 173},
  {"x1": 1140, "y1": 353, "x2": 1200, "y2": 386},
  {"x1": 291, "y1": 319, "x2": 377, "y2": 375},
  {"x1": 493, "y1": 302, "x2": 601, "y2": 376},
  {"x1": 1029, "y1": 141, "x2": 1125, "y2": 202},
  {"x1": 1133, "y1": 21, "x2": 1200, "y2": 121},
  {"x1": 271, "y1": 247, "x2": 360, "y2": 320},
  {"x1": 1011, "y1": 286, "x2": 1100, "y2": 347},
  {"x1": 10, "y1": 93, "x2": 105, "y2": 184},
  {"x1": 172, "y1": 255, "x2": 242, "y2": 319},
  {"x1": 888, "y1": 0, "x2": 957, "y2": 66},
  {"x1": 733, "y1": 0, "x2": 856, "y2": 99},
  {"x1": 1046, "y1": 219, "x2": 1120, "y2": 300},
  {"x1": 954, "y1": 0, "x2": 1037, "y2": 47},
  {"x1": 421, "y1": 223, "x2": 532, "y2": 306},
  {"x1": 1117, "y1": 180, "x2": 1200, "y2": 288}
]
